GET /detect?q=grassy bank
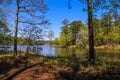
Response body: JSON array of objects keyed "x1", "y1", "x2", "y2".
[
  {"x1": 53, "y1": 44, "x2": 120, "y2": 49},
  {"x1": 95, "y1": 44, "x2": 120, "y2": 49}
]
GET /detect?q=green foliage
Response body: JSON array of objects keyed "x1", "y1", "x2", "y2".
[
  {"x1": 93, "y1": 14, "x2": 120, "y2": 46},
  {"x1": 54, "y1": 14, "x2": 119, "y2": 47},
  {"x1": 53, "y1": 58, "x2": 70, "y2": 66},
  {"x1": 69, "y1": 21, "x2": 82, "y2": 45},
  {"x1": 59, "y1": 26, "x2": 71, "y2": 47},
  {"x1": 95, "y1": 27, "x2": 104, "y2": 46},
  {"x1": 54, "y1": 38, "x2": 59, "y2": 45},
  {"x1": 0, "y1": 21, "x2": 10, "y2": 34},
  {"x1": 0, "y1": 21, "x2": 12, "y2": 45},
  {"x1": 59, "y1": 32, "x2": 71, "y2": 47},
  {"x1": 101, "y1": 14, "x2": 113, "y2": 35},
  {"x1": 57, "y1": 20, "x2": 87, "y2": 47},
  {"x1": 76, "y1": 29, "x2": 88, "y2": 48}
]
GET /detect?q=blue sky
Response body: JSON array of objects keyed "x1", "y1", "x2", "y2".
[
  {"x1": 1, "y1": 0, "x2": 105, "y2": 39},
  {"x1": 4, "y1": 0, "x2": 88, "y2": 39},
  {"x1": 45, "y1": 0, "x2": 88, "y2": 38},
  {"x1": 45, "y1": 0, "x2": 120, "y2": 39}
]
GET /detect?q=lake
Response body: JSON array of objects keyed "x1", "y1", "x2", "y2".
[{"x1": 0, "y1": 45, "x2": 120, "y2": 57}]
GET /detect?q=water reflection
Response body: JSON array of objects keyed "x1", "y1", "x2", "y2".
[
  {"x1": 41, "y1": 45, "x2": 57, "y2": 56},
  {"x1": 0, "y1": 45, "x2": 120, "y2": 58}
]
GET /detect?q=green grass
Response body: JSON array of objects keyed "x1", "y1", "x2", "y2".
[{"x1": 0, "y1": 51, "x2": 120, "y2": 70}]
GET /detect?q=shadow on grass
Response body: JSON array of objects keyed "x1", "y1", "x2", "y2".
[
  {"x1": 58, "y1": 54, "x2": 81, "y2": 80},
  {"x1": 58, "y1": 55, "x2": 120, "y2": 80},
  {"x1": 0, "y1": 56, "x2": 16, "y2": 75},
  {"x1": 59, "y1": 68, "x2": 120, "y2": 80},
  {"x1": 0, "y1": 61, "x2": 12, "y2": 74}
]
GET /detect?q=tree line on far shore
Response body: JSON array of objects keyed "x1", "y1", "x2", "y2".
[{"x1": 54, "y1": 14, "x2": 120, "y2": 48}]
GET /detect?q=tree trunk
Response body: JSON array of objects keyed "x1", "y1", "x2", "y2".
[
  {"x1": 87, "y1": 0, "x2": 95, "y2": 64},
  {"x1": 14, "y1": 0, "x2": 19, "y2": 56}
]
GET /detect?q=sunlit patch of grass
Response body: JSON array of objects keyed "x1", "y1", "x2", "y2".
[
  {"x1": 0, "y1": 51, "x2": 26, "y2": 57},
  {"x1": 0, "y1": 52, "x2": 13, "y2": 57},
  {"x1": 0, "y1": 51, "x2": 27, "y2": 62},
  {"x1": 27, "y1": 54, "x2": 47, "y2": 64}
]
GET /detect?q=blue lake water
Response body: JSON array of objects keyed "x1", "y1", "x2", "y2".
[
  {"x1": 0, "y1": 45, "x2": 59, "y2": 56},
  {"x1": 0, "y1": 45, "x2": 120, "y2": 58}
]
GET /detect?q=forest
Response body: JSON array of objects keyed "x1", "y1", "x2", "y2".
[
  {"x1": 0, "y1": 0, "x2": 120, "y2": 80},
  {"x1": 54, "y1": 15, "x2": 120, "y2": 48}
]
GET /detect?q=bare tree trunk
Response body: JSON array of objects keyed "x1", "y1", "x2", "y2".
[
  {"x1": 87, "y1": 0, "x2": 95, "y2": 64},
  {"x1": 14, "y1": 0, "x2": 19, "y2": 56}
]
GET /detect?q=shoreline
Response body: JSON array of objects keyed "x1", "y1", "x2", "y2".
[
  {"x1": 52, "y1": 44, "x2": 120, "y2": 49},
  {"x1": 95, "y1": 44, "x2": 120, "y2": 49}
]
